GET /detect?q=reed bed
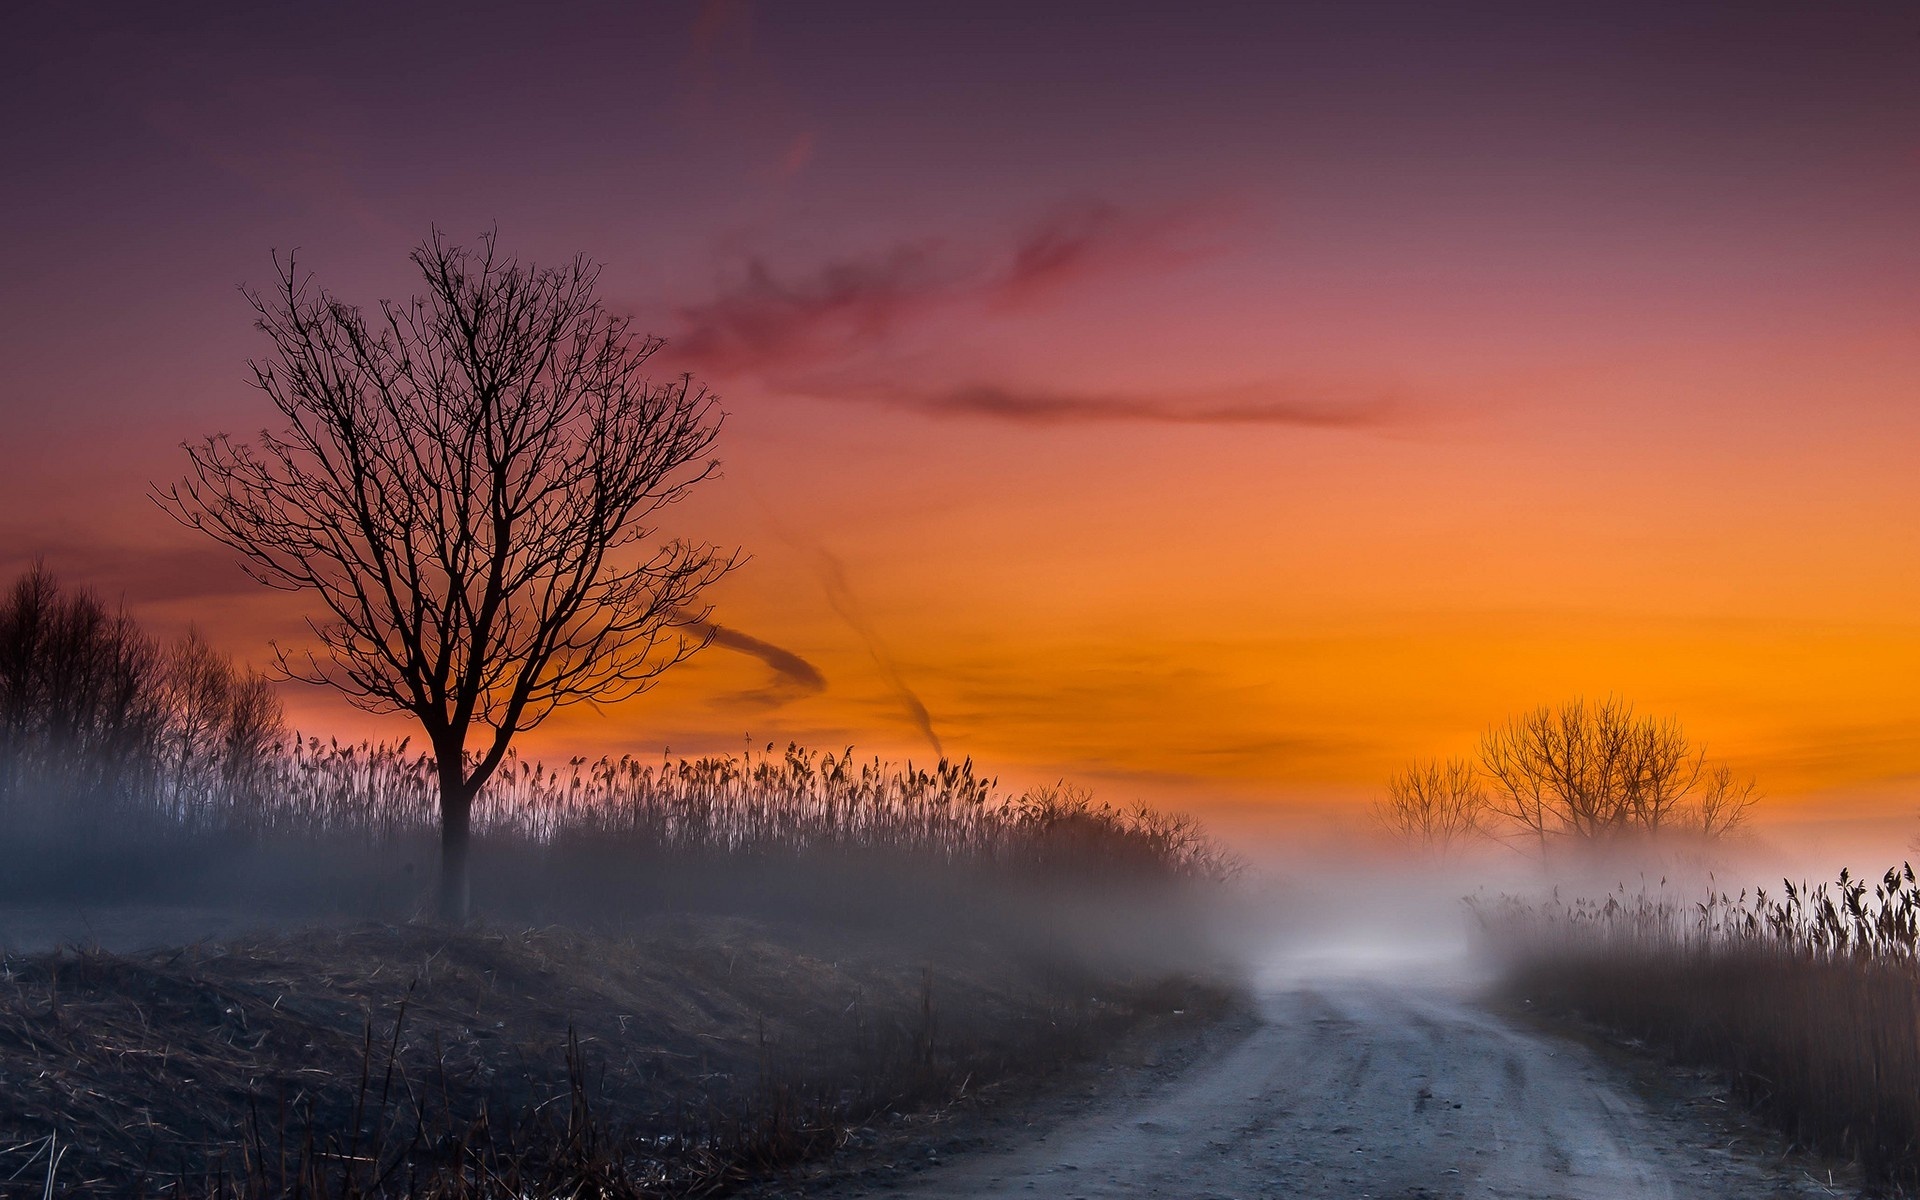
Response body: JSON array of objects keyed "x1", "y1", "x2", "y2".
[
  {"x1": 0, "y1": 571, "x2": 1241, "y2": 1194},
  {"x1": 0, "y1": 741, "x2": 1236, "y2": 1195},
  {"x1": 255, "y1": 738, "x2": 1226, "y2": 878},
  {"x1": 0, "y1": 735, "x2": 1231, "y2": 912},
  {"x1": 1481, "y1": 866, "x2": 1920, "y2": 1183},
  {"x1": 2, "y1": 563, "x2": 1227, "y2": 892}
]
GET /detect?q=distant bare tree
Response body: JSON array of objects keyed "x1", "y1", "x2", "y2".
[
  {"x1": 158, "y1": 629, "x2": 284, "y2": 820},
  {"x1": 1374, "y1": 757, "x2": 1485, "y2": 858},
  {"x1": 1477, "y1": 697, "x2": 1756, "y2": 853},
  {"x1": 158, "y1": 231, "x2": 735, "y2": 920},
  {"x1": 160, "y1": 630, "x2": 231, "y2": 800},
  {"x1": 0, "y1": 565, "x2": 282, "y2": 842},
  {"x1": 1696, "y1": 763, "x2": 1760, "y2": 839},
  {"x1": 0, "y1": 565, "x2": 166, "y2": 801}
]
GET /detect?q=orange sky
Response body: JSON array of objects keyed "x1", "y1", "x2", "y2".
[{"x1": 4, "y1": 3, "x2": 1918, "y2": 851}]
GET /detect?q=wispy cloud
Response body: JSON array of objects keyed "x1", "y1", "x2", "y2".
[
  {"x1": 743, "y1": 505, "x2": 945, "y2": 756},
  {"x1": 773, "y1": 129, "x2": 817, "y2": 180},
  {"x1": 928, "y1": 654, "x2": 1386, "y2": 788},
  {"x1": 670, "y1": 201, "x2": 1199, "y2": 376},
  {"x1": 679, "y1": 615, "x2": 827, "y2": 710},
  {"x1": 669, "y1": 201, "x2": 1414, "y2": 432},
  {"x1": 1749, "y1": 720, "x2": 1920, "y2": 790},
  {"x1": 673, "y1": 239, "x2": 952, "y2": 374},
  {"x1": 912, "y1": 384, "x2": 1398, "y2": 428},
  {"x1": 990, "y1": 200, "x2": 1189, "y2": 308},
  {"x1": 682, "y1": 0, "x2": 820, "y2": 183}
]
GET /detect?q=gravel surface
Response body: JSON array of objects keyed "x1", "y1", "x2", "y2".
[{"x1": 809, "y1": 975, "x2": 1855, "y2": 1200}]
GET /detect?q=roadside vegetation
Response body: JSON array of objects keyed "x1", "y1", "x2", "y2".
[
  {"x1": 0, "y1": 566, "x2": 1240, "y2": 1197},
  {"x1": 1479, "y1": 868, "x2": 1920, "y2": 1187}
]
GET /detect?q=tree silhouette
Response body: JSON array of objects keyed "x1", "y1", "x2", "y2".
[
  {"x1": 1478, "y1": 697, "x2": 1755, "y2": 852},
  {"x1": 1373, "y1": 757, "x2": 1484, "y2": 859},
  {"x1": 0, "y1": 566, "x2": 282, "y2": 819},
  {"x1": 0, "y1": 565, "x2": 165, "y2": 802},
  {"x1": 159, "y1": 231, "x2": 734, "y2": 920}
]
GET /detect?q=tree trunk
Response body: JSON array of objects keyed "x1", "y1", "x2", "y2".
[{"x1": 437, "y1": 765, "x2": 475, "y2": 924}]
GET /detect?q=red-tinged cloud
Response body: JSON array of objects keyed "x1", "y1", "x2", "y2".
[
  {"x1": 774, "y1": 130, "x2": 816, "y2": 180},
  {"x1": 672, "y1": 239, "x2": 952, "y2": 375},
  {"x1": 917, "y1": 384, "x2": 1398, "y2": 428},
  {"x1": 992, "y1": 200, "x2": 1194, "y2": 309},
  {"x1": 670, "y1": 201, "x2": 1202, "y2": 376},
  {"x1": 777, "y1": 377, "x2": 1401, "y2": 429},
  {"x1": 690, "y1": 0, "x2": 753, "y2": 60}
]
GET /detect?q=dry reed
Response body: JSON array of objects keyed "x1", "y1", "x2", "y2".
[{"x1": 1481, "y1": 866, "x2": 1920, "y2": 1183}]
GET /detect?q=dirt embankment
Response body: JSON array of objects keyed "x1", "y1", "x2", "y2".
[{"x1": 0, "y1": 918, "x2": 1236, "y2": 1196}]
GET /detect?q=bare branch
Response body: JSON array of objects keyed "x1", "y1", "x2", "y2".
[
  {"x1": 1374, "y1": 757, "x2": 1486, "y2": 859},
  {"x1": 1471, "y1": 697, "x2": 1756, "y2": 854},
  {"x1": 155, "y1": 231, "x2": 738, "y2": 919}
]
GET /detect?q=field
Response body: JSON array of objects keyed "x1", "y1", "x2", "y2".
[
  {"x1": 0, "y1": 715, "x2": 1242, "y2": 1197},
  {"x1": 0, "y1": 915, "x2": 1234, "y2": 1198},
  {"x1": 1481, "y1": 867, "x2": 1920, "y2": 1187}
]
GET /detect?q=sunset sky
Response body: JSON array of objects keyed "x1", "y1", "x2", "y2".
[{"x1": 4, "y1": 2, "x2": 1918, "y2": 850}]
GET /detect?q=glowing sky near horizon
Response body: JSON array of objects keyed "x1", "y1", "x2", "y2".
[{"x1": 4, "y1": 2, "x2": 1918, "y2": 846}]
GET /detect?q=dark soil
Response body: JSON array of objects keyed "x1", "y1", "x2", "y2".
[{"x1": 0, "y1": 917, "x2": 1240, "y2": 1196}]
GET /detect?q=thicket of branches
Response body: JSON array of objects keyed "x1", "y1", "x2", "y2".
[
  {"x1": 0, "y1": 566, "x2": 282, "y2": 827},
  {"x1": 1375, "y1": 697, "x2": 1759, "y2": 857},
  {"x1": 1371, "y1": 758, "x2": 1483, "y2": 859}
]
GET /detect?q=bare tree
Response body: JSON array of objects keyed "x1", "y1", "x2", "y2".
[
  {"x1": 157, "y1": 628, "x2": 284, "y2": 822},
  {"x1": 158, "y1": 231, "x2": 735, "y2": 920},
  {"x1": 0, "y1": 565, "x2": 282, "y2": 827},
  {"x1": 0, "y1": 565, "x2": 166, "y2": 803},
  {"x1": 1373, "y1": 757, "x2": 1485, "y2": 858},
  {"x1": 1477, "y1": 697, "x2": 1756, "y2": 853},
  {"x1": 1696, "y1": 763, "x2": 1760, "y2": 839}
]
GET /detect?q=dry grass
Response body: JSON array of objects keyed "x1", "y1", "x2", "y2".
[
  {"x1": 1480, "y1": 866, "x2": 1920, "y2": 1184},
  {"x1": 0, "y1": 741, "x2": 1233, "y2": 913},
  {"x1": 0, "y1": 577, "x2": 1242, "y2": 1193},
  {"x1": 254, "y1": 739, "x2": 1228, "y2": 879},
  {"x1": 0, "y1": 919, "x2": 1235, "y2": 1197}
]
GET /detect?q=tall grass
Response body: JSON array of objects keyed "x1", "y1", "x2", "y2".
[
  {"x1": 1, "y1": 566, "x2": 1228, "y2": 900},
  {"x1": 246, "y1": 738, "x2": 1224, "y2": 876},
  {"x1": 0, "y1": 730, "x2": 1231, "y2": 920},
  {"x1": 1481, "y1": 866, "x2": 1920, "y2": 1182}
]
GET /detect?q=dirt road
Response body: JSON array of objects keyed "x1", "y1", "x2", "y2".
[{"x1": 823, "y1": 976, "x2": 1836, "y2": 1200}]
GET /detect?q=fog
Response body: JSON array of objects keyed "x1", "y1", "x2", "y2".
[
  {"x1": 3, "y1": 742, "x2": 1907, "y2": 1007},
  {"x1": 0, "y1": 792, "x2": 1238, "y2": 1020},
  {"x1": 1193, "y1": 813, "x2": 1920, "y2": 1005}
]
